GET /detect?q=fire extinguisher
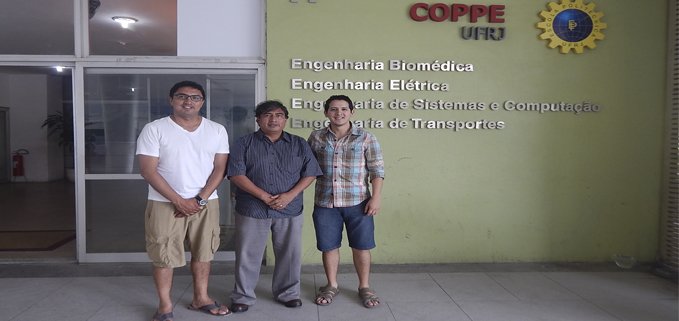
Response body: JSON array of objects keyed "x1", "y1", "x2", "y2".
[{"x1": 12, "y1": 149, "x2": 29, "y2": 177}]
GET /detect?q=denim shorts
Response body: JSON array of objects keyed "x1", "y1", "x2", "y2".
[{"x1": 312, "y1": 199, "x2": 375, "y2": 252}]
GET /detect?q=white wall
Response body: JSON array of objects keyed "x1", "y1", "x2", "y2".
[
  {"x1": 45, "y1": 75, "x2": 64, "y2": 181},
  {"x1": 5, "y1": 74, "x2": 64, "y2": 182},
  {"x1": 177, "y1": 0, "x2": 262, "y2": 57}
]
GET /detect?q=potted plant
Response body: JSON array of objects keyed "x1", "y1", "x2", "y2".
[
  {"x1": 41, "y1": 111, "x2": 74, "y2": 151},
  {"x1": 41, "y1": 110, "x2": 75, "y2": 181}
]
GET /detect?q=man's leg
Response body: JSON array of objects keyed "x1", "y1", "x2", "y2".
[
  {"x1": 152, "y1": 266, "x2": 174, "y2": 317},
  {"x1": 185, "y1": 200, "x2": 229, "y2": 314},
  {"x1": 270, "y1": 214, "x2": 304, "y2": 303},
  {"x1": 312, "y1": 205, "x2": 344, "y2": 305},
  {"x1": 322, "y1": 249, "x2": 340, "y2": 288},
  {"x1": 344, "y1": 200, "x2": 378, "y2": 307},
  {"x1": 190, "y1": 258, "x2": 229, "y2": 314},
  {"x1": 147, "y1": 200, "x2": 182, "y2": 320},
  {"x1": 231, "y1": 213, "x2": 270, "y2": 306},
  {"x1": 353, "y1": 248, "x2": 379, "y2": 307},
  {"x1": 316, "y1": 249, "x2": 340, "y2": 305},
  {"x1": 352, "y1": 248, "x2": 371, "y2": 289}
]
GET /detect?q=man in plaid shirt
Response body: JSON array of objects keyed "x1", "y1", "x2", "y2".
[{"x1": 307, "y1": 94, "x2": 385, "y2": 308}]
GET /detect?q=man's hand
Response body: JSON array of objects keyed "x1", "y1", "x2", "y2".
[
  {"x1": 268, "y1": 192, "x2": 295, "y2": 210},
  {"x1": 365, "y1": 198, "x2": 381, "y2": 216},
  {"x1": 172, "y1": 198, "x2": 203, "y2": 218}
]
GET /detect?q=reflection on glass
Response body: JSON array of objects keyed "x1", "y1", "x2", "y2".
[
  {"x1": 83, "y1": 70, "x2": 256, "y2": 253},
  {"x1": 0, "y1": 0, "x2": 74, "y2": 55},
  {"x1": 86, "y1": 179, "x2": 239, "y2": 253},
  {"x1": 86, "y1": 180, "x2": 148, "y2": 253},
  {"x1": 88, "y1": 0, "x2": 177, "y2": 56},
  {"x1": 84, "y1": 72, "x2": 256, "y2": 175}
]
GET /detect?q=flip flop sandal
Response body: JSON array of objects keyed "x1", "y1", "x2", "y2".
[
  {"x1": 358, "y1": 287, "x2": 380, "y2": 308},
  {"x1": 316, "y1": 285, "x2": 339, "y2": 306},
  {"x1": 188, "y1": 300, "x2": 233, "y2": 316},
  {"x1": 152, "y1": 312, "x2": 174, "y2": 321}
]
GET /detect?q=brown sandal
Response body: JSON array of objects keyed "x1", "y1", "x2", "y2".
[
  {"x1": 358, "y1": 287, "x2": 380, "y2": 308},
  {"x1": 316, "y1": 285, "x2": 339, "y2": 306}
]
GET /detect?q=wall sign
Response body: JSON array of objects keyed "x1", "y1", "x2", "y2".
[
  {"x1": 410, "y1": 3, "x2": 507, "y2": 41},
  {"x1": 536, "y1": 0, "x2": 607, "y2": 53}
]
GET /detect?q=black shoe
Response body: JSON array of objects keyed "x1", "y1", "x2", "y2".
[
  {"x1": 231, "y1": 303, "x2": 249, "y2": 313},
  {"x1": 283, "y1": 299, "x2": 302, "y2": 308}
]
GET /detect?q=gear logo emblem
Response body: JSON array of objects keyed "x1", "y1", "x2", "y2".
[{"x1": 536, "y1": 0, "x2": 607, "y2": 53}]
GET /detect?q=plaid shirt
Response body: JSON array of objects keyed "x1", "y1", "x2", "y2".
[{"x1": 308, "y1": 125, "x2": 384, "y2": 208}]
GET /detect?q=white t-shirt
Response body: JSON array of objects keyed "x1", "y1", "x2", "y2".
[{"x1": 136, "y1": 116, "x2": 230, "y2": 202}]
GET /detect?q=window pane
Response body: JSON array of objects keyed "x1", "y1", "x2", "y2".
[
  {"x1": 83, "y1": 69, "x2": 256, "y2": 253},
  {"x1": 0, "y1": 0, "x2": 74, "y2": 55},
  {"x1": 86, "y1": 179, "x2": 147, "y2": 253},
  {"x1": 85, "y1": 179, "x2": 240, "y2": 253},
  {"x1": 83, "y1": 71, "x2": 256, "y2": 175},
  {"x1": 89, "y1": 0, "x2": 177, "y2": 56}
]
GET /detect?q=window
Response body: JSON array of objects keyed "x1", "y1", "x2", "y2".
[{"x1": 83, "y1": 69, "x2": 256, "y2": 253}]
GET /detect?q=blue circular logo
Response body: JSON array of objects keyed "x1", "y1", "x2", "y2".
[
  {"x1": 537, "y1": 1, "x2": 607, "y2": 54},
  {"x1": 553, "y1": 9, "x2": 593, "y2": 42}
]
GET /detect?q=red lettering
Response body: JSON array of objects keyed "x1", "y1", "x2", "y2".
[
  {"x1": 410, "y1": 3, "x2": 429, "y2": 22},
  {"x1": 429, "y1": 3, "x2": 450, "y2": 22},
  {"x1": 451, "y1": 4, "x2": 469, "y2": 22},
  {"x1": 489, "y1": 5, "x2": 505, "y2": 23},
  {"x1": 409, "y1": 3, "x2": 506, "y2": 23},
  {"x1": 470, "y1": 5, "x2": 488, "y2": 22}
]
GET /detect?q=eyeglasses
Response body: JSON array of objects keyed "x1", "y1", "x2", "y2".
[{"x1": 173, "y1": 93, "x2": 204, "y2": 102}]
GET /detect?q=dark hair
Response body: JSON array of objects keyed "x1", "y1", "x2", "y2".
[
  {"x1": 324, "y1": 95, "x2": 354, "y2": 112},
  {"x1": 255, "y1": 100, "x2": 289, "y2": 119},
  {"x1": 169, "y1": 80, "x2": 206, "y2": 99}
]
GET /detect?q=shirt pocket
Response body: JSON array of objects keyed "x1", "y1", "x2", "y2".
[
  {"x1": 145, "y1": 235, "x2": 172, "y2": 266},
  {"x1": 281, "y1": 156, "x2": 303, "y2": 174},
  {"x1": 210, "y1": 227, "x2": 220, "y2": 254},
  {"x1": 341, "y1": 145, "x2": 362, "y2": 163}
]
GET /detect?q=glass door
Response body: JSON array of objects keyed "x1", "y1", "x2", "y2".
[{"x1": 80, "y1": 68, "x2": 256, "y2": 262}]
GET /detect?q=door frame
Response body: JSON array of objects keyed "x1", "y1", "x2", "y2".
[{"x1": 0, "y1": 107, "x2": 9, "y2": 183}]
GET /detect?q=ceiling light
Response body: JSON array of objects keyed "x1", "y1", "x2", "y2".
[
  {"x1": 54, "y1": 66, "x2": 64, "y2": 72},
  {"x1": 112, "y1": 16, "x2": 138, "y2": 28}
]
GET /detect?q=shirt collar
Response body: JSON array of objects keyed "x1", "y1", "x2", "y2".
[
  {"x1": 255, "y1": 129, "x2": 291, "y2": 142},
  {"x1": 324, "y1": 122, "x2": 361, "y2": 138}
]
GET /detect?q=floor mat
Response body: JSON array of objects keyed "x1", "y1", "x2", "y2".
[{"x1": 0, "y1": 230, "x2": 76, "y2": 251}]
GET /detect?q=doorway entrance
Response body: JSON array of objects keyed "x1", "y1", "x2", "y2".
[
  {"x1": 0, "y1": 180, "x2": 76, "y2": 260},
  {"x1": 0, "y1": 67, "x2": 77, "y2": 261}
]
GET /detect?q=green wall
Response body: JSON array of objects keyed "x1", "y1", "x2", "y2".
[{"x1": 265, "y1": 0, "x2": 668, "y2": 264}]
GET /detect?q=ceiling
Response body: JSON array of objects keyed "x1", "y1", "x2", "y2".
[{"x1": 0, "y1": 0, "x2": 177, "y2": 56}]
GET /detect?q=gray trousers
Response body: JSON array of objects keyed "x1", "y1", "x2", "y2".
[{"x1": 230, "y1": 213, "x2": 303, "y2": 305}]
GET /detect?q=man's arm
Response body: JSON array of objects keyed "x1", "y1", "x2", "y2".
[
  {"x1": 365, "y1": 177, "x2": 383, "y2": 216},
  {"x1": 229, "y1": 175, "x2": 276, "y2": 206},
  {"x1": 139, "y1": 154, "x2": 202, "y2": 216},
  {"x1": 268, "y1": 176, "x2": 317, "y2": 209},
  {"x1": 172, "y1": 153, "x2": 229, "y2": 218},
  {"x1": 197, "y1": 153, "x2": 229, "y2": 200},
  {"x1": 364, "y1": 133, "x2": 384, "y2": 216}
]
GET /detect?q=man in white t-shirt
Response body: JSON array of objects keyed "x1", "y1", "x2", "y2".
[{"x1": 136, "y1": 81, "x2": 231, "y2": 321}]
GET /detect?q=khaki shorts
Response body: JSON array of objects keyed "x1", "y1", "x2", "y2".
[{"x1": 144, "y1": 199, "x2": 220, "y2": 268}]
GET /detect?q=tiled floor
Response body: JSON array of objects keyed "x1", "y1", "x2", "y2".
[
  {"x1": 0, "y1": 182, "x2": 677, "y2": 320},
  {"x1": 0, "y1": 262, "x2": 676, "y2": 321}
]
